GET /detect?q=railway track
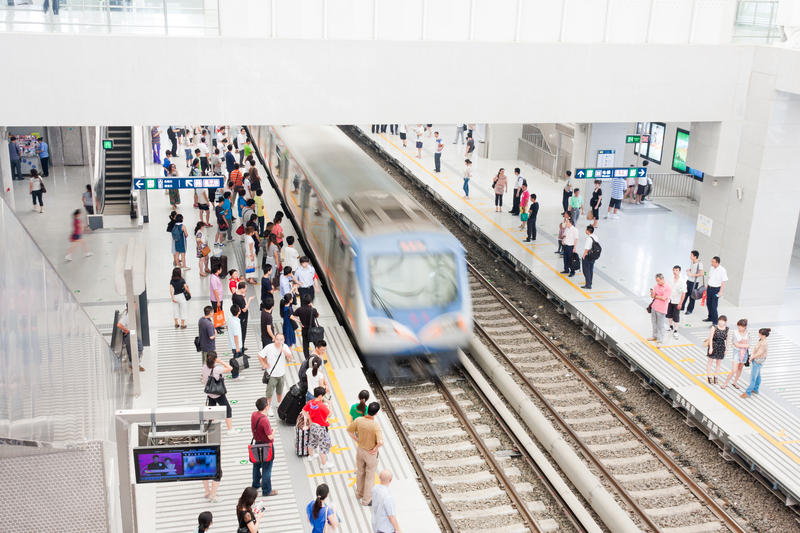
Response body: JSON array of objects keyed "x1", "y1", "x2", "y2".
[
  {"x1": 467, "y1": 262, "x2": 746, "y2": 533},
  {"x1": 372, "y1": 362, "x2": 585, "y2": 533}
]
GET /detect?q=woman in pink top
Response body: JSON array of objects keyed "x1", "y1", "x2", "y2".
[
  {"x1": 517, "y1": 184, "x2": 530, "y2": 230},
  {"x1": 647, "y1": 273, "x2": 671, "y2": 345},
  {"x1": 492, "y1": 168, "x2": 508, "y2": 212},
  {"x1": 65, "y1": 209, "x2": 92, "y2": 261}
]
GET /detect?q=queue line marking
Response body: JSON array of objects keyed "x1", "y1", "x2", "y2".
[
  {"x1": 377, "y1": 134, "x2": 593, "y2": 300},
  {"x1": 593, "y1": 302, "x2": 800, "y2": 465}
]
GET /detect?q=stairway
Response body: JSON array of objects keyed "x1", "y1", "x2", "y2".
[{"x1": 103, "y1": 126, "x2": 133, "y2": 215}]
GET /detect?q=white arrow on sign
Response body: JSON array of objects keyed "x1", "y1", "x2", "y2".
[
  {"x1": 577, "y1": 170, "x2": 585, "y2": 178},
  {"x1": 638, "y1": 169, "x2": 645, "y2": 176},
  {"x1": 135, "y1": 180, "x2": 143, "y2": 189},
  {"x1": 185, "y1": 179, "x2": 193, "y2": 187}
]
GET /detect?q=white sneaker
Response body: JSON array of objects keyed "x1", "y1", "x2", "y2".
[
  {"x1": 319, "y1": 461, "x2": 332, "y2": 470},
  {"x1": 85, "y1": 252, "x2": 93, "y2": 257},
  {"x1": 64, "y1": 254, "x2": 72, "y2": 261},
  {"x1": 673, "y1": 330, "x2": 679, "y2": 339}
]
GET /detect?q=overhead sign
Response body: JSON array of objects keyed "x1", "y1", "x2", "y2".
[
  {"x1": 102, "y1": 139, "x2": 114, "y2": 150},
  {"x1": 133, "y1": 177, "x2": 223, "y2": 190},
  {"x1": 625, "y1": 135, "x2": 649, "y2": 144},
  {"x1": 575, "y1": 167, "x2": 647, "y2": 179}
]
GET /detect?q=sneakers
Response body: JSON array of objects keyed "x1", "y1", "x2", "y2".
[
  {"x1": 64, "y1": 254, "x2": 73, "y2": 261},
  {"x1": 85, "y1": 252, "x2": 93, "y2": 257},
  {"x1": 673, "y1": 330, "x2": 679, "y2": 339}
]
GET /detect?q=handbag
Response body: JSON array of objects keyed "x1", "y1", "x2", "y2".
[
  {"x1": 184, "y1": 291, "x2": 192, "y2": 301},
  {"x1": 38, "y1": 177, "x2": 47, "y2": 194},
  {"x1": 213, "y1": 308, "x2": 225, "y2": 329},
  {"x1": 262, "y1": 350, "x2": 283, "y2": 385},
  {"x1": 308, "y1": 317, "x2": 325, "y2": 344},
  {"x1": 194, "y1": 336, "x2": 201, "y2": 352},
  {"x1": 201, "y1": 244, "x2": 211, "y2": 257},
  {"x1": 249, "y1": 438, "x2": 274, "y2": 463},
  {"x1": 236, "y1": 224, "x2": 245, "y2": 235},
  {"x1": 646, "y1": 299, "x2": 655, "y2": 313},
  {"x1": 743, "y1": 348, "x2": 751, "y2": 367},
  {"x1": 691, "y1": 274, "x2": 706, "y2": 300},
  {"x1": 204, "y1": 367, "x2": 226, "y2": 396},
  {"x1": 520, "y1": 212, "x2": 529, "y2": 222}
]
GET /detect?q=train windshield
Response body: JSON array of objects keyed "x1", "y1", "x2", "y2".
[{"x1": 369, "y1": 253, "x2": 459, "y2": 310}]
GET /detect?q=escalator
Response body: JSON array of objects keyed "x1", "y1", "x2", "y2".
[{"x1": 103, "y1": 126, "x2": 134, "y2": 215}]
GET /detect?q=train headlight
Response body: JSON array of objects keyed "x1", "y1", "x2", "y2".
[
  {"x1": 367, "y1": 319, "x2": 417, "y2": 342},
  {"x1": 419, "y1": 314, "x2": 467, "y2": 340}
]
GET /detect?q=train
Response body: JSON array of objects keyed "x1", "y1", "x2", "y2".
[{"x1": 248, "y1": 125, "x2": 472, "y2": 375}]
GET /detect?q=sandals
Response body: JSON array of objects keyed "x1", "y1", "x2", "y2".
[{"x1": 707, "y1": 377, "x2": 712, "y2": 384}]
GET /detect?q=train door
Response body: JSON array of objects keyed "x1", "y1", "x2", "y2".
[
  {"x1": 280, "y1": 152, "x2": 290, "y2": 196},
  {"x1": 300, "y1": 178, "x2": 311, "y2": 233}
]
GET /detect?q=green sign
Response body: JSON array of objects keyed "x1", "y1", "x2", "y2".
[
  {"x1": 102, "y1": 139, "x2": 114, "y2": 150},
  {"x1": 625, "y1": 134, "x2": 650, "y2": 144}
]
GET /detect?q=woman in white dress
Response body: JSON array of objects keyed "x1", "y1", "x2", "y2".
[{"x1": 243, "y1": 225, "x2": 258, "y2": 284}]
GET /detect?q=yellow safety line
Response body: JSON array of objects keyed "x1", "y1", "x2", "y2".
[
  {"x1": 659, "y1": 343, "x2": 696, "y2": 348},
  {"x1": 379, "y1": 132, "x2": 800, "y2": 465},
  {"x1": 307, "y1": 469, "x2": 355, "y2": 478},
  {"x1": 593, "y1": 302, "x2": 800, "y2": 464},
  {"x1": 378, "y1": 134, "x2": 593, "y2": 299}
]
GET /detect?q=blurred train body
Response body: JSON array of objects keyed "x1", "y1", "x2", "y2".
[{"x1": 249, "y1": 125, "x2": 472, "y2": 375}]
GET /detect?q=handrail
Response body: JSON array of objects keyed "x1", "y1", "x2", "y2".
[{"x1": 95, "y1": 126, "x2": 107, "y2": 214}]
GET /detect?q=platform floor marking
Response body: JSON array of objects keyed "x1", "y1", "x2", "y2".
[
  {"x1": 593, "y1": 301, "x2": 800, "y2": 465},
  {"x1": 378, "y1": 134, "x2": 592, "y2": 299}
]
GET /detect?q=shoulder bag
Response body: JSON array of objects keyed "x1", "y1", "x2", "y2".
[
  {"x1": 38, "y1": 177, "x2": 47, "y2": 194},
  {"x1": 692, "y1": 273, "x2": 706, "y2": 300},
  {"x1": 262, "y1": 350, "x2": 283, "y2": 385},
  {"x1": 308, "y1": 316, "x2": 325, "y2": 345},
  {"x1": 204, "y1": 367, "x2": 227, "y2": 396},
  {"x1": 646, "y1": 298, "x2": 655, "y2": 313},
  {"x1": 248, "y1": 417, "x2": 274, "y2": 463}
]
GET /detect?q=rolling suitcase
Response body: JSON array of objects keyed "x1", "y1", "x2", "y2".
[
  {"x1": 295, "y1": 419, "x2": 310, "y2": 457},
  {"x1": 278, "y1": 383, "x2": 305, "y2": 425}
]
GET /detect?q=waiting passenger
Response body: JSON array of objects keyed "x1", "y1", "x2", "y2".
[
  {"x1": 705, "y1": 315, "x2": 730, "y2": 385},
  {"x1": 492, "y1": 168, "x2": 507, "y2": 212},
  {"x1": 684, "y1": 250, "x2": 704, "y2": 315},
  {"x1": 647, "y1": 273, "x2": 671, "y2": 346},
  {"x1": 303, "y1": 387, "x2": 333, "y2": 469},
  {"x1": 194, "y1": 511, "x2": 212, "y2": 533},
  {"x1": 347, "y1": 401, "x2": 383, "y2": 506},
  {"x1": 741, "y1": 328, "x2": 770, "y2": 398},
  {"x1": 568, "y1": 187, "x2": 583, "y2": 225},
  {"x1": 722, "y1": 318, "x2": 750, "y2": 390},
  {"x1": 667, "y1": 266, "x2": 686, "y2": 339},
  {"x1": 589, "y1": 179, "x2": 602, "y2": 227},
  {"x1": 350, "y1": 389, "x2": 370, "y2": 421},
  {"x1": 561, "y1": 171, "x2": 572, "y2": 213},
  {"x1": 371, "y1": 470, "x2": 402, "y2": 533},
  {"x1": 580, "y1": 225, "x2": 598, "y2": 290},
  {"x1": 525, "y1": 193, "x2": 539, "y2": 243},
  {"x1": 307, "y1": 483, "x2": 339, "y2": 532},
  {"x1": 236, "y1": 487, "x2": 262, "y2": 533},
  {"x1": 462, "y1": 159, "x2": 472, "y2": 199},
  {"x1": 704, "y1": 256, "x2": 728, "y2": 325},
  {"x1": 560, "y1": 215, "x2": 578, "y2": 277},
  {"x1": 607, "y1": 174, "x2": 625, "y2": 219}
]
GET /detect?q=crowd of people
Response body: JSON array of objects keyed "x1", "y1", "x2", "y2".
[{"x1": 156, "y1": 126, "x2": 402, "y2": 532}]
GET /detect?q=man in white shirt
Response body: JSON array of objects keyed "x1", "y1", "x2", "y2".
[
  {"x1": 258, "y1": 334, "x2": 294, "y2": 410},
  {"x1": 433, "y1": 131, "x2": 444, "y2": 173},
  {"x1": 371, "y1": 470, "x2": 402, "y2": 533},
  {"x1": 295, "y1": 256, "x2": 318, "y2": 303},
  {"x1": 580, "y1": 225, "x2": 598, "y2": 289},
  {"x1": 704, "y1": 256, "x2": 728, "y2": 324},
  {"x1": 668, "y1": 266, "x2": 687, "y2": 339},
  {"x1": 227, "y1": 304, "x2": 243, "y2": 362},
  {"x1": 236, "y1": 128, "x2": 248, "y2": 164},
  {"x1": 198, "y1": 137, "x2": 210, "y2": 174},
  {"x1": 282, "y1": 236, "x2": 301, "y2": 272},
  {"x1": 510, "y1": 168, "x2": 524, "y2": 215},
  {"x1": 560, "y1": 217, "x2": 579, "y2": 277}
]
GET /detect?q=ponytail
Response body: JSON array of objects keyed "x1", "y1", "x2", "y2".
[
  {"x1": 357, "y1": 389, "x2": 369, "y2": 415},
  {"x1": 312, "y1": 483, "x2": 329, "y2": 519}
]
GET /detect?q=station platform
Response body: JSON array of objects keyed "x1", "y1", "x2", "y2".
[
  {"x1": 9, "y1": 127, "x2": 438, "y2": 532},
  {"x1": 357, "y1": 125, "x2": 800, "y2": 508}
]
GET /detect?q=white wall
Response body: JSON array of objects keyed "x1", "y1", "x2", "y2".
[
  {"x1": 0, "y1": 33, "x2": 760, "y2": 126},
  {"x1": 586, "y1": 123, "x2": 629, "y2": 168}
]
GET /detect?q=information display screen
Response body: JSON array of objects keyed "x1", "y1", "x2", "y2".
[
  {"x1": 633, "y1": 122, "x2": 649, "y2": 155},
  {"x1": 672, "y1": 128, "x2": 690, "y2": 173},
  {"x1": 643, "y1": 122, "x2": 665, "y2": 164},
  {"x1": 133, "y1": 445, "x2": 220, "y2": 483}
]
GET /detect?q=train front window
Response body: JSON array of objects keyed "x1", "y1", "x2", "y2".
[{"x1": 369, "y1": 253, "x2": 458, "y2": 310}]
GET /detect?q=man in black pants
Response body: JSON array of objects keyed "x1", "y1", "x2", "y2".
[
  {"x1": 231, "y1": 282, "x2": 254, "y2": 351},
  {"x1": 167, "y1": 126, "x2": 178, "y2": 158},
  {"x1": 292, "y1": 294, "x2": 319, "y2": 360},
  {"x1": 525, "y1": 193, "x2": 539, "y2": 242}
]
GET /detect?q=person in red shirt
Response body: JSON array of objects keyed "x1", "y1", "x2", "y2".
[
  {"x1": 251, "y1": 397, "x2": 276, "y2": 496},
  {"x1": 230, "y1": 164, "x2": 243, "y2": 189},
  {"x1": 228, "y1": 269, "x2": 240, "y2": 295},
  {"x1": 302, "y1": 387, "x2": 332, "y2": 469},
  {"x1": 271, "y1": 211, "x2": 284, "y2": 247},
  {"x1": 65, "y1": 209, "x2": 92, "y2": 261}
]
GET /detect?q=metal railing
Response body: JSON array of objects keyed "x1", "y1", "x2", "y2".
[
  {"x1": 733, "y1": 1, "x2": 782, "y2": 44},
  {"x1": 95, "y1": 126, "x2": 107, "y2": 213},
  {"x1": 0, "y1": 0, "x2": 219, "y2": 35},
  {"x1": 649, "y1": 172, "x2": 701, "y2": 201},
  {"x1": 517, "y1": 134, "x2": 569, "y2": 182}
]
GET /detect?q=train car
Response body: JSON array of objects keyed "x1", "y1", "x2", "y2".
[{"x1": 249, "y1": 125, "x2": 472, "y2": 374}]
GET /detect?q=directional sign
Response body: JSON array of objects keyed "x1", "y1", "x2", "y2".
[
  {"x1": 102, "y1": 139, "x2": 114, "y2": 150},
  {"x1": 575, "y1": 167, "x2": 647, "y2": 179},
  {"x1": 625, "y1": 134, "x2": 650, "y2": 144},
  {"x1": 133, "y1": 177, "x2": 223, "y2": 190}
]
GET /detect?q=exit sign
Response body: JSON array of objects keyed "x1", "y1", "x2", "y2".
[
  {"x1": 102, "y1": 139, "x2": 114, "y2": 150},
  {"x1": 626, "y1": 134, "x2": 649, "y2": 144}
]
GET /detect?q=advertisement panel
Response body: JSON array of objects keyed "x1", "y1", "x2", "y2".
[{"x1": 672, "y1": 128, "x2": 690, "y2": 173}]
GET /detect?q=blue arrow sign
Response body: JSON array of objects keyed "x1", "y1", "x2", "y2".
[
  {"x1": 574, "y1": 167, "x2": 647, "y2": 179},
  {"x1": 133, "y1": 177, "x2": 224, "y2": 190}
]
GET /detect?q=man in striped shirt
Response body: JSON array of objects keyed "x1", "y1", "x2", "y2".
[{"x1": 606, "y1": 175, "x2": 626, "y2": 219}]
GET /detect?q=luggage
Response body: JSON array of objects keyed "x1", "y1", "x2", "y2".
[
  {"x1": 571, "y1": 252, "x2": 581, "y2": 272},
  {"x1": 278, "y1": 383, "x2": 306, "y2": 425},
  {"x1": 295, "y1": 422, "x2": 310, "y2": 457},
  {"x1": 229, "y1": 357, "x2": 240, "y2": 379},
  {"x1": 211, "y1": 255, "x2": 228, "y2": 277}
]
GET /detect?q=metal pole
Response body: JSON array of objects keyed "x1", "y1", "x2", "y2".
[
  {"x1": 124, "y1": 240, "x2": 141, "y2": 397},
  {"x1": 162, "y1": 0, "x2": 169, "y2": 35}
]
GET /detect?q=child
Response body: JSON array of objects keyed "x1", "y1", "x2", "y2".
[
  {"x1": 65, "y1": 209, "x2": 92, "y2": 261},
  {"x1": 556, "y1": 212, "x2": 567, "y2": 256}
]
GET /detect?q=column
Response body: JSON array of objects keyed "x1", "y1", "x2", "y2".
[
  {"x1": 691, "y1": 65, "x2": 800, "y2": 306},
  {"x1": 0, "y1": 127, "x2": 16, "y2": 211},
  {"x1": 485, "y1": 124, "x2": 523, "y2": 160}
]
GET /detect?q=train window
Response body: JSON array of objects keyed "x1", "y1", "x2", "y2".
[
  {"x1": 271, "y1": 147, "x2": 281, "y2": 177},
  {"x1": 369, "y1": 253, "x2": 458, "y2": 309}
]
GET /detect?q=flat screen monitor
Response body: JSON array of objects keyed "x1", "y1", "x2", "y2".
[
  {"x1": 633, "y1": 122, "x2": 649, "y2": 156},
  {"x1": 133, "y1": 445, "x2": 220, "y2": 483},
  {"x1": 672, "y1": 128, "x2": 690, "y2": 173},
  {"x1": 644, "y1": 122, "x2": 665, "y2": 164}
]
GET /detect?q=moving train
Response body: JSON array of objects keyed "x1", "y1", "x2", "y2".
[{"x1": 248, "y1": 125, "x2": 472, "y2": 373}]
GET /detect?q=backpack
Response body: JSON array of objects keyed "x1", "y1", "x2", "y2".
[
  {"x1": 171, "y1": 224, "x2": 182, "y2": 243},
  {"x1": 587, "y1": 236, "x2": 602, "y2": 261}
]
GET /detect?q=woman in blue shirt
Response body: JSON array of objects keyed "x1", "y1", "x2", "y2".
[
  {"x1": 306, "y1": 483, "x2": 339, "y2": 533},
  {"x1": 281, "y1": 293, "x2": 297, "y2": 349}
]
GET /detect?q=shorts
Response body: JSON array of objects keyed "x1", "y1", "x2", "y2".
[
  {"x1": 309, "y1": 424, "x2": 331, "y2": 454},
  {"x1": 637, "y1": 184, "x2": 646, "y2": 196},
  {"x1": 667, "y1": 302, "x2": 681, "y2": 322},
  {"x1": 415, "y1": 141, "x2": 423, "y2": 149},
  {"x1": 184, "y1": 149, "x2": 192, "y2": 159},
  {"x1": 265, "y1": 374, "x2": 285, "y2": 398},
  {"x1": 399, "y1": 132, "x2": 407, "y2": 140},
  {"x1": 70, "y1": 233, "x2": 81, "y2": 242},
  {"x1": 84, "y1": 205, "x2": 94, "y2": 215},
  {"x1": 591, "y1": 207, "x2": 600, "y2": 220},
  {"x1": 198, "y1": 203, "x2": 209, "y2": 211},
  {"x1": 609, "y1": 198, "x2": 621, "y2": 209}
]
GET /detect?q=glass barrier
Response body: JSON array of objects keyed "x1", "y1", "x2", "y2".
[
  {"x1": 733, "y1": 1, "x2": 782, "y2": 44},
  {"x1": 0, "y1": 196, "x2": 132, "y2": 444},
  {"x1": 0, "y1": 0, "x2": 219, "y2": 36}
]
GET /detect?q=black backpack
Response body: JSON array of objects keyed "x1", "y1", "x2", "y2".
[{"x1": 587, "y1": 237, "x2": 602, "y2": 261}]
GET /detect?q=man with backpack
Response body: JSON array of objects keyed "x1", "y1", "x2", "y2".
[{"x1": 581, "y1": 225, "x2": 601, "y2": 290}]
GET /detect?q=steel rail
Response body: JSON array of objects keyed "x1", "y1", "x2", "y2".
[{"x1": 467, "y1": 261, "x2": 747, "y2": 533}]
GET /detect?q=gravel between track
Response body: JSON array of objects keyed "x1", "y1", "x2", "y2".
[{"x1": 345, "y1": 127, "x2": 800, "y2": 533}]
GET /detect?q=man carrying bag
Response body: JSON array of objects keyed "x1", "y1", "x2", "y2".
[{"x1": 250, "y1": 397, "x2": 277, "y2": 497}]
